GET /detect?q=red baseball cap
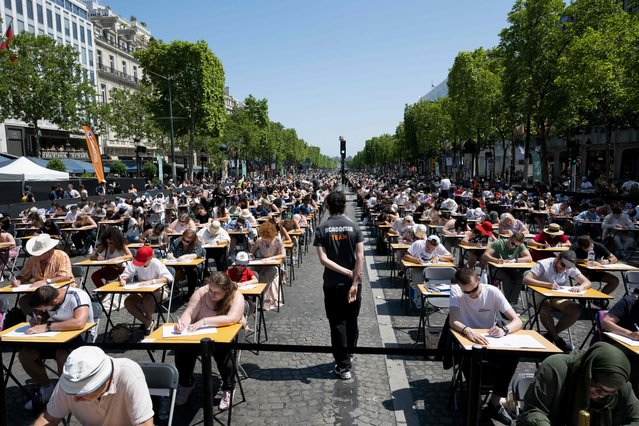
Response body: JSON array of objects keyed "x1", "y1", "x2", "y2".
[{"x1": 133, "y1": 245, "x2": 154, "y2": 266}]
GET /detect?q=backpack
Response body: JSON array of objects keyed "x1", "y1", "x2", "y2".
[{"x1": 2, "y1": 306, "x2": 26, "y2": 331}]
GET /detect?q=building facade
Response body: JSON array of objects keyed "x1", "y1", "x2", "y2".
[{"x1": 0, "y1": 0, "x2": 97, "y2": 159}]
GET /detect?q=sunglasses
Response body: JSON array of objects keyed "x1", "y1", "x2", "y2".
[
  {"x1": 182, "y1": 239, "x2": 193, "y2": 244},
  {"x1": 462, "y1": 283, "x2": 480, "y2": 295}
]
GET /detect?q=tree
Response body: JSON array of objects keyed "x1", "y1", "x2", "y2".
[
  {"x1": 136, "y1": 40, "x2": 226, "y2": 180},
  {"x1": 104, "y1": 85, "x2": 162, "y2": 145},
  {"x1": 46, "y1": 158, "x2": 66, "y2": 172},
  {"x1": 142, "y1": 160, "x2": 157, "y2": 178},
  {"x1": 109, "y1": 160, "x2": 127, "y2": 177},
  {"x1": 0, "y1": 32, "x2": 95, "y2": 157},
  {"x1": 499, "y1": 0, "x2": 568, "y2": 184}
]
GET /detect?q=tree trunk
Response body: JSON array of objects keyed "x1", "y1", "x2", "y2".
[
  {"x1": 523, "y1": 115, "x2": 531, "y2": 185},
  {"x1": 33, "y1": 121, "x2": 41, "y2": 158},
  {"x1": 605, "y1": 124, "x2": 613, "y2": 179},
  {"x1": 188, "y1": 117, "x2": 195, "y2": 181}
]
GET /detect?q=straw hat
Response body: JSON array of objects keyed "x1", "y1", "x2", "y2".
[
  {"x1": 26, "y1": 234, "x2": 59, "y2": 256},
  {"x1": 207, "y1": 220, "x2": 221, "y2": 235},
  {"x1": 543, "y1": 223, "x2": 564, "y2": 236}
]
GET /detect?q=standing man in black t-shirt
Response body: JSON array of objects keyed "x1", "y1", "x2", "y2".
[{"x1": 314, "y1": 190, "x2": 364, "y2": 380}]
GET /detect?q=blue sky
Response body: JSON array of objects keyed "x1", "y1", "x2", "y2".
[{"x1": 102, "y1": 0, "x2": 515, "y2": 158}]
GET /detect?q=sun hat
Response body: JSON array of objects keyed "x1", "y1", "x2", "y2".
[
  {"x1": 29, "y1": 206, "x2": 38, "y2": 214},
  {"x1": 26, "y1": 234, "x2": 59, "y2": 256},
  {"x1": 132, "y1": 245, "x2": 154, "y2": 266},
  {"x1": 234, "y1": 251, "x2": 250, "y2": 266},
  {"x1": 240, "y1": 209, "x2": 253, "y2": 219},
  {"x1": 59, "y1": 346, "x2": 113, "y2": 396},
  {"x1": 427, "y1": 235, "x2": 441, "y2": 245},
  {"x1": 476, "y1": 221, "x2": 494, "y2": 237},
  {"x1": 558, "y1": 250, "x2": 577, "y2": 269},
  {"x1": 543, "y1": 223, "x2": 564, "y2": 236},
  {"x1": 403, "y1": 215, "x2": 414, "y2": 224},
  {"x1": 413, "y1": 224, "x2": 427, "y2": 239},
  {"x1": 229, "y1": 206, "x2": 241, "y2": 218},
  {"x1": 207, "y1": 220, "x2": 221, "y2": 235}
]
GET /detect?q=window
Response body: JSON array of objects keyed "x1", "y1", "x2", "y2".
[
  {"x1": 28, "y1": 23, "x2": 34, "y2": 33},
  {"x1": 36, "y1": 3, "x2": 43, "y2": 23},
  {"x1": 109, "y1": 55, "x2": 114, "y2": 72},
  {"x1": 100, "y1": 84, "x2": 107, "y2": 104},
  {"x1": 26, "y1": 0, "x2": 33, "y2": 19},
  {"x1": 89, "y1": 71, "x2": 94, "y2": 82},
  {"x1": 87, "y1": 30, "x2": 92, "y2": 46},
  {"x1": 88, "y1": 49, "x2": 93, "y2": 66},
  {"x1": 133, "y1": 65, "x2": 138, "y2": 81},
  {"x1": 16, "y1": 0, "x2": 23, "y2": 15},
  {"x1": 56, "y1": 36, "x2": 62, "y2": 44},
  {"x1": 46, "y1": 8, "x2": 52, "y2": 28},
  {"x1": 4, "y1": 0, "x2": 11, "y2": 11},
  {"x1": 37, "y1": 27, "x2": 43, "y2": 35},
  {"x1": 122, "y1": 60, "x2": 126, "y2": 76},
  {"x1": 72, "y1": 21, "x2": 77, "y2": 40},
  {"x1": 81, "y1": 47, "x2": 86, "y2": 65},
  {"x1": 96, "y1": 50, "x2": 102, "y2": 67},
  {"x1": 55, "y1": 13, "x2": 61, "y2": 32},
  {"x1": 79, "y1": 25, "x2": 84, "y2": 42},
  {"x1": 16, "y1": 19, "x2": 24, "y2": 33},
  {"x1": 64, "y1": 17, "x2": 69, "y2": 37}
]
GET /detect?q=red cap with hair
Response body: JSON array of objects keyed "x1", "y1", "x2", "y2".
[{"x1": 133, "y1": 245, "x2": 154, "y2": 266}]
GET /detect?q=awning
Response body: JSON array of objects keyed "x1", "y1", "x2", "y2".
[{"x1": 27, "y1": 157, "x2": 111, "y2": 174}]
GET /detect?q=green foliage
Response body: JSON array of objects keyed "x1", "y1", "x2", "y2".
[
  {"x1": 103, "y1": 85, "x2": 161, "y2": 144},
  {"x1": 109, "y1": 160, "x2": 127, "y2": 177},
  {"x1": 0, "y1": 32, "x2": 96, "y2": 157},
  {"x1": 46, "y1": 158, "x2": 66, "y2": 172},
  {"x1": 142, "y1": 160, "x2": 157, "y2": 178},
  {"x1": 136, "y1": 40, "x2": 226, "y2": 180}
]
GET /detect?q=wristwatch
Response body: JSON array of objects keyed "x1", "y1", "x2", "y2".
[
  {"x1": 46, "y1": 322, "x2": 52, "y2": 332},
  {"x1": 501, "y1": 325, "x2": 510, "y2": 336},
  {"x1": 46, "y1": 278, "x2": 52, "y2": 285}
]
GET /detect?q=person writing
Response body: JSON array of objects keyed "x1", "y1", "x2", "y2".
[
  {"x1": 449, "y1": 267, "x2": 521, "y2": 425},
  {"x1": 167, "y1": 229, "x2": 205, "y2": 298},
  {"x1": 173, "y1": 273, "x2": 245, "y2": 410},
  {"x1": 519, "y1": 342, "x2": 639, "y2": 426},
  {"x1": 482, "y1": 232, "x2": 533, "y2": 305}
]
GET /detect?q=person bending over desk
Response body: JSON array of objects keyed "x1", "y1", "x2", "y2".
[
  {"x1": 482, "y1": 232, "x2": 533, "y2": 305},
  {"x1": 519, "y1": 342, "x2": 639, "y2": 426},
  {"x1": 523, "y1": 250, "x2": 591, "y2": 352},
  {"x1": 449, "y1": 267, "x2": 522, "y2": 425}
]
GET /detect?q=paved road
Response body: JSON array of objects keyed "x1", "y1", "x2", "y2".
[{"x1": 2, "y1": 188, "x2": 634, "y2": 425}]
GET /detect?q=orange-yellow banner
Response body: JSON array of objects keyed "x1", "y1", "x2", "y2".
[{"x1": 82, "y1": 125, "x2": 105, "y2": 183}]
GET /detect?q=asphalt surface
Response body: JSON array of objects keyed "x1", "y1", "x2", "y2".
[{"x1": 1, "y1": 188, "x2": 634, "y2": 425}]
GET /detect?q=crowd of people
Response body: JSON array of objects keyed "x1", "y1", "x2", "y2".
[{"x1": 354, "y1": 171, "x2": 639, "y2": 425}]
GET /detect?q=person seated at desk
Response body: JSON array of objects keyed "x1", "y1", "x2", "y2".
[
  {"x1": 573, "y1": 235, "x2": 619, "y2": 296},
  {"x1": 173, "y1": 273, "x2": 246, "y2": 409},
  {"x1": 167, "y1": 213, "x2": 197, "y2": 234},
  {"x1": 119, "y1": 245, "x2": 174, "y2": 335},
  {"x1": 70, "y1": 213, "x2": 97, "y2": 256},
  {"x1": 34, "y1": 346, "x2": 154, "y2": 426},
  {"x1": 498, "y1": 212, "x2": 529, "y2": 237},
  {"x1": 576, "y1": 203, "x2": 603, "y2": 223},
  {"x1": 528, "y1": 222, "x2": 572, "y2": 262},
  {"x1": 251, "y1": 221, "x2": 286, "y2": 311},
  {"x1": 461, "y1": 220, "x2": 495, "y2": 269},
  {"x1": 522, "y1": 250, "x2": 591, "y2": 352},
  {"x1": 90, "y1": 226, "x2": 132, "y2": 289},
  {"x1": 449, "y1": 267, "x2": 522, "y2": 425},
  {"x1": 603, "y1": 206, "x2": 636, "y2": 260},
  {"x1": 11, "y1": 233, "x2": 73, "y2": 315},
  {"x1": 63, "y1": 204, "x2": 79, "y2": 223},
  {"x1": 443, "y1": 216, "x2": 470, "y2": 237},
  {"x1": 403, "y1": 234, "x2": 454, "y2": 308},
  {"x1": 19, "y1": 284, "x2": 94, "y2": 410},
  {"x1": 193, "y1": 204, "x2": 212, "y2": 224},
  {"x1": 40, "y1": 219, "x2": 61, "y2": 237},
  {"x1": 0, "y1": 226, "x2": 18, "y2": 271},
  {"x1": 168, "y1": 229, "x2": 205, "y2": 297},
  {"x1": 198, "y1": 220, "x2": 231, "y2": 270},
  {"x1": 550, "y1": 200, "x2": 573, "y2": 219},
  {"x1": 482, "y1": 232, "x2": 533, "y2": 305},
  {"x1": 518, "y1": 342, "x2": 639, "y2": 426},
  {"x1": 139, "y1": 223, "x2": 169, "y2": 248}
]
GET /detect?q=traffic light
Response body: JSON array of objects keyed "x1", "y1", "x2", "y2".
[{"x1": 339, "y1": 136, "x2": 346, "y2": 158}]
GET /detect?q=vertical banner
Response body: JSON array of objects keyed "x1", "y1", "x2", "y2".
[
  {"x1": 157, "y1": 154, "x2": 163, "y2": 182},
  {"x1": 530, "y1": 150, "x2": 542, "y2": 182},
  {"x1": 81, "y1": 125, "x2": 105, "y2": 183}
]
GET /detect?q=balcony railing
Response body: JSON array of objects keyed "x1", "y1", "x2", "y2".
[
  {"x1": 95, "y1": 34, "x2": 140, "y2": 55},
  {"x1": 97, "y1": 64, "x2": 139, "y2": 85}
]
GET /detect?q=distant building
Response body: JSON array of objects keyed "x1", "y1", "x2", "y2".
[
  {"x1": 0, "y1": 0, "x2": 96, "y2": 159},
  {"x1": 420, "y1": 80, "x2": 448, "y2": 102},
  {"x1": 224, "y1": 86, "x2": 245, "y2": 113}
]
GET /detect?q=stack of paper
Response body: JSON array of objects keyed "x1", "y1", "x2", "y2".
[
  {"x1": 162, "y1": 325, "x2": 217, "y2": 338},
  {"x1": 123, "y1": 282, "x2": 164, "y2": 290}
]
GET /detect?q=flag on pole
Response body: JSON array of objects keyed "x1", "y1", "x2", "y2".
[
  {"x1": 82, "y1": 125, "x2": 105, "y2": 183},
  {"x1": 0, "y1": 24, "x2": 13, "y2": 50}
]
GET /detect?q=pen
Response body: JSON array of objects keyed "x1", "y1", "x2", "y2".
[{"x1": 634, "y1": 323, "x2": 639, "y2": 332}]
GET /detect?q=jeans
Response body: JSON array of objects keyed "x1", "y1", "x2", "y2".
[{"x1": 323, "y1": 283, "x2": 361, "y2": 370}]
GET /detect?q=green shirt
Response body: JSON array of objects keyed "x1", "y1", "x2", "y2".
[{"x1": 489, "y1": 238, "x2": 525, "y2": 260}]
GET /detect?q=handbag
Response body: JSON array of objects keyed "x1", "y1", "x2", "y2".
[{"x1": 109, "y1": 323, "x2": 130, "y2": 343}]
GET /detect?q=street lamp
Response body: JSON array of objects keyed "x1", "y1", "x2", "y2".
[
  {"x1": 144, "y1": 69, "x2": 176, "y2": 182},
  {"x1": 134, "y1": 138, "x2": 145, "y2": 178},
  {"x1": 199, "y1": 148, "x2": 207, "y2": 179}
]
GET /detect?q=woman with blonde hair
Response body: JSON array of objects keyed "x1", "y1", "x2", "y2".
[
  {"x1": 251, "y1": 221, "x2": 285, "y2": 310},
  {"x1": 173, "y1": 272, "x2": 245, "y2": 409}
]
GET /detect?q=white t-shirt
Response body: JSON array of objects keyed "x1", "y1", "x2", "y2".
[
  {"x1": 120, "y1": 258, "x2": 174, "y2": 283},
  {"x1": 48, "y1": 287, "x2": 95, "y2": 342},
  {"x1": 47, "y1": 357, "x2": 154, "y2": 426},
  {"x1": 529, "y1": 257, "x2": 581, "y2": 285},
  {"x1": 407, "y1": 241, "x2": 452, "y2": 262},
  {"x1": 197, "y1": 227, "x2": 231, "y2": 244},
  {"x1": 440, "y1": 178, "x2": 451, "y2": 190},
  {"x1": 450, "y1": 284, "x2": 511, "y2": 328}
]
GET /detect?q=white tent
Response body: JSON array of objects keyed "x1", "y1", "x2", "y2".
[{"x1": 0, "y1": 156, "x2": 69, "y2": 181}]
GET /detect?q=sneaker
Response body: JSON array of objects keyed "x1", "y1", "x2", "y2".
[
  {"x1": 24, "y1": 383, "x2": 55, "y2": 410},
  {"x1": 413, "y1": 296, "x2": 422, "y2": 310},
  {"x1": 175, "y1": 385, "x2": 193, "y2": 406},
  {"x1": 554, "y1": 336, "x2": 574, "y2": 352},
  {"x1": 333, "y1": 365, "x2": 352, "y2": 380},
  {"x1": 218, "y1": 389, "x2": 235, "y2": 410},
  {"x1": 488, "y1": 403, "x2": 513, "y2": 425}
]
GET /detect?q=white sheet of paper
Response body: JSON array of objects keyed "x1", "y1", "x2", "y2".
[
  {"x1": 475, "y1": 334, "x2": 547, "y2": 350},
  {"x1": 239, "y1": 284, "x2": 258, "y2": 290},
  {"x1": 11, "y1": 284, "x2": 34, "y2": 292},
  {"x1": 250, "y1": 259, "x2": 271, "y2": 265},
  {"x1": 604, "y1": 332, "x2": 639, "y2": 347},
  {"x1": 554, "y1": 286, "x2": 586, "y2": 295},
  {"x1": 3, "y1": 324, "x2": 60, "y2": 338},
  {"x1": 123, "y1": 283, "x2": 164, "y2": 290},
  {"x1": 163, "y1": 258, "x2": 178, "y2": 263},
  {"x1": 161, "y1": 325, "x2": 217, "y2": 338},
  {"x1": 435, "y1": 284, "x2": 451, "y2": 291},
  {"x1": 603, "y1": 264, "x2": 630, "y2": 270}
]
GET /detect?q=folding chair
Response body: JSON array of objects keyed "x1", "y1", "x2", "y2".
[
  {"x1": 623, "y1": 271, "x2": 639, "y2": 295},
  {"x1": 511, "y1": 372, "x2": 535, "y2": 417},
  {"x1": 416, "y1": 267, "x2": 455, "y2": 347},
  {"x1": 139, "y1": 363, "x2": 179, "y2": 426}
]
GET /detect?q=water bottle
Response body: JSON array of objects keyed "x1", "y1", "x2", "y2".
[
  {"x1": 587, "y1": 249, "x2": 595, "y2": 267},
  {"x1": 158, "y1": 396, "x2": 170, "y2": 422}
]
